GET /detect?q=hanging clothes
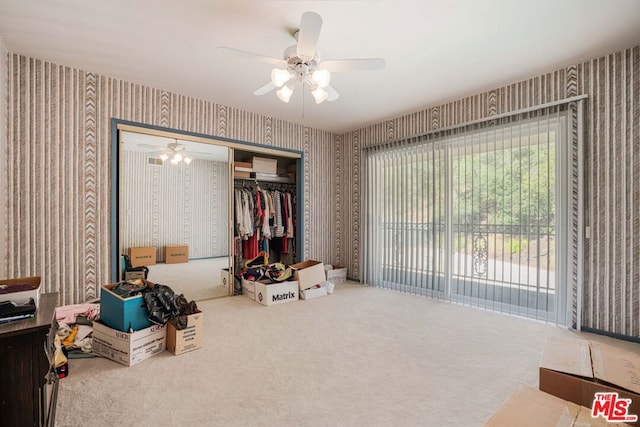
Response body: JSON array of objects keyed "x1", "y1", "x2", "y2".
[{"x1": 234, "y1": 183, "x2": 296, "y2": 263}]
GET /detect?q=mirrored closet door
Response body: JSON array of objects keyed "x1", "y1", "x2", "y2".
[{"x1": 117, "y1": 127, "x2": 233, "y2": 301}]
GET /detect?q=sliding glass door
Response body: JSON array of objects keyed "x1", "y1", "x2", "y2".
[{"x1": 363, "y1": 110, "x2": 568, "y2": 323}]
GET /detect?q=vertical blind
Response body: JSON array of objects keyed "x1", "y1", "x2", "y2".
[{"x1": 363, "y1": 103, "x2": 583, "y2": 326}]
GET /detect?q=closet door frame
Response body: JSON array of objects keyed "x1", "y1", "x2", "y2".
[{"x1": 110, "y1": 119, "x2": 304, "y2": 295}]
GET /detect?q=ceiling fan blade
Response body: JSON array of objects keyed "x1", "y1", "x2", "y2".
[
  {"x1": 322, "y1": 58, "x2": 386, "y2": 72},
  {"x1": 188, "y1": 151, "x2": 217, "y2": 156},
  {"x1": 296, "y1": 11, "x2": 322, "y2": 60},
  {"x1": 217, "y1": 46, "x2": 285, "y2": 67},
  {"x1": 326, "y1": 85, "x2": 339, "y2": 102},
  {"x1": 137, "y1": 143, "x2": 165, "y2": 151},
  {"x1": 253, "y1": 81, "x2": 277, "y2": 96}
]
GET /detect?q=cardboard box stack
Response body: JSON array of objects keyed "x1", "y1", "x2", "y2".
[
  {"x1": 96, "y1": 279, "x2": 204, "y2": 364},
  {"x1": 235, "y1": 161, "x2": 252, "y2": 178},
  {"x1": 95, "y1": 280, "x2": 166, "y2": 366}
]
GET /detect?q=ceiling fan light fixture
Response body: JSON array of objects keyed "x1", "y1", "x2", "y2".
[
  {"x1": 183, "y1": 156, "x2": 192, "y2": 165},
  {"x1": 170, "y1": 157, "x2": 179, "y2": 165},
  {"x1": 311, "y1": 68, "x2": 330, "y2": 88},
  {"x1": 173, "y1": 153, "x2": 183, "y2": 162},
  {"x1": 160, "y1": 153, "x2": 169, "y2": 162},
  {"x1": 271, "y1": 68, "x2": 292, "y2": 87},
  {"x1": 276, "y1": 85, "x2": 294, "y2": 103},
  {"x1": 311, "y1": 87, "x2": 328, "y2": 104}
]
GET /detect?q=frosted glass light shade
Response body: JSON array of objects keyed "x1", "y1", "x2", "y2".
[
  {"x1": 311, "y1": 87, "x2": 328, "y2": 104},
  {"x1": 311, "y1": 69, "x2": 330, "y2": 88},
  {"x1": 271, "y1": 68, "x2": 292, "y2": 87},
  {"x1": 160, "y1": 153, "x2": 169, "y2": 162},
  {"x1": 276, "y1": 85, "x2": 293, "y2": 103},
  {"x1": 184, "y1": 157, "x2": 192, "y2": 165}
]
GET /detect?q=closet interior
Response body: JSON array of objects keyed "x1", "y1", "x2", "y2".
[{"x1": 232, "y1": 148, "x2": 301, "y2": 284}]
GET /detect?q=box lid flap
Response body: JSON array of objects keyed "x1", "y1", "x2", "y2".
[
  {"x1": 485, "y1": 385, "x2": 579, "y2": 426},
  {"x1": 590, "y1": 341, "x2": 640, "y2": 395},
  {"x1": 540, "y1": 336, "x2": 593, "y2": 378},
  {"x1": 291, "y1": 260, "x2": 323, "y2": 270}
]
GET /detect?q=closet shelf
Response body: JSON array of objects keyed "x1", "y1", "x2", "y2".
[{"x1": 234, "y1": 174, "x2": 295, "y2": 185}]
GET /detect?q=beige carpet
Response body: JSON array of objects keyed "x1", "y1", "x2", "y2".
[
  {"x1": 55, "y1": 282, "x2": 640, "y2": 427},
  {"x1": 147, "y1": 257, "x2": 230, "y2": 301}
]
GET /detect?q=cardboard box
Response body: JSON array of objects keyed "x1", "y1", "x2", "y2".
[
  {"x1": 539, "y1": 336, "x2": 640, "y2": 426},
  {"x1": 100, "y1": 281, "x2": 153, "y2": 332},
  {"x1": 325, "y1": 265, "x2": 348, "y2": 283},
  {"x1": 92, "y1": 321, "x2": 166, "y2": 367},
  {"x1": 166, "y1": 311, "x2": 203, "y2": 355},
  {"x1": 128, "y1": 247, "x2": 156, "y2": 267},
  {"x1": 234, "y1": 171, "x2": 251, "y2": 179},
  {"x1": 291, "y1": 260, "x2": 326, "y2": 290},
  {"x1": 485, "y1": 385, "x2": 628, "y2": 426},
  {"x1": 124, "y1": 270, "x2": 146, "y2": 280},
  {"x1": 165, "y1": 245, "x2": 188, "y2": 264},
  {"x1": 235, "y1": 161, "x2": 252, "y2": 169},
  {"x1": 252, "y1": 157, "x2": 277, "y2": 174},
  {"x1": 253, "y1": 280, "x2": 299, "y2": 306},
  {"x1": 0, "y1": 276, "x2": 41, "y2": 306},
  {"x1": 300, "y1": 285, "x2": 328, "y2": 300},
  {"x1": 574, "y1": 406, "x2": 631, "y2": 426},
  {"x1": 485, "y1": 385, "x2": 580, "y2": 426},
  {"x1": 241, "y1": 278, "x2": 256, "y2": 300}
]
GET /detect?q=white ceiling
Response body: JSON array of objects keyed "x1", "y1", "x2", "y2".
[{"x1": 1, "y1": 0, "x2": 639, "y2": 134}]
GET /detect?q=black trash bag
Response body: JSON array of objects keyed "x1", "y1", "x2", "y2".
[
  {"x1": 170, "y1": 294, "x2": 199, "y2": 330},
  {"x1": 142, "y1": 284, "x2": 180, "y2": 325}
]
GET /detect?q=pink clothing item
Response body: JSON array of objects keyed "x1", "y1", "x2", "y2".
[{"x1": 55, "y1": 303, "x2": 100, "y2": 324}]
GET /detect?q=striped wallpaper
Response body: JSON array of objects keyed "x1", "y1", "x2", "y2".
[
  {"x1": 2, "y1": 44, "x2": 639, "y2": 338},
  {"x1": 340, "y1": 45, "x2": 640, "y2": 338},
  {"x1": 0, "y1": 39, "x2": 6, "y2": 281},
  {"x1": 3, "y1": 54, "x2": 338, "y2": 305},
  {"x1": 120, "y1": 152, "x2": 229, "y2": 262}
]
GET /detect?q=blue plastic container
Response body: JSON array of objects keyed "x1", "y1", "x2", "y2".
[{"x1": 100, "y1": 283, "x2": 152, "y2": 332}]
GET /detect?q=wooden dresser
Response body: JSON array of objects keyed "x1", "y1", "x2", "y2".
[{"x1": 0, "y1": 293, "x2": 58, "y2": 427}]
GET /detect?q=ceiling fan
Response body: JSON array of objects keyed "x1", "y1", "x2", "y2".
[
  {"x1": 137, "y1": 141, "x2": 194, "y2": 164},
  {"x1": 217, "y1": 11, "x2": 385, "y2": 104}
]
